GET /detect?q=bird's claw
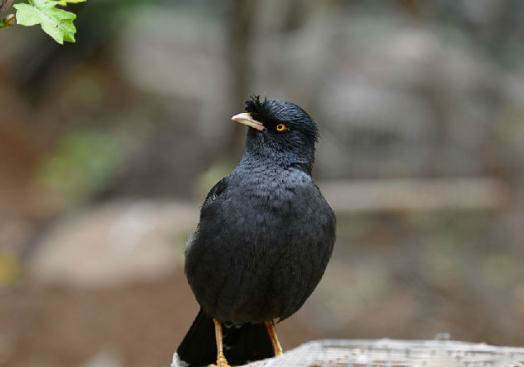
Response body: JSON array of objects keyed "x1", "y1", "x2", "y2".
[{"x1": 214, "y1": 352, "x2": 230, "y2": 367}]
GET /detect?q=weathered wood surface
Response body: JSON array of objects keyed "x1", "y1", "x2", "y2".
[{"x1": 244, "y1": 339, "x2": 524, "y2": 367}]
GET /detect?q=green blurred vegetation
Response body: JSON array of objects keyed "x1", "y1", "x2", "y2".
[{"x1": 37, "y1": 130, "x2": 125, "y2": 204}]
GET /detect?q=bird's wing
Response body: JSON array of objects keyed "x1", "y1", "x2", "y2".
[
  {"x1": 186, "y1": 177, "x2": 228, "y2": 252},
  {"x1": 202, "y1": 176, "x2": 229, "y2": 207}
]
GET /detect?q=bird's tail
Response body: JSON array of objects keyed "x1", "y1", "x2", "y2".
[{"x1": 174, "y1": 309, "x2": 275, "y2": 367}]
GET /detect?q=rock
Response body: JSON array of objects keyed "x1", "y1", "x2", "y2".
[{"x1": 29, "y1": 201, "x2": 198, "y2": 288}]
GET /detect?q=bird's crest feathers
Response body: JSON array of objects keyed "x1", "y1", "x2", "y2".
[{"x1": 244, "y1": 95, "x2": 319, "y2": 143}]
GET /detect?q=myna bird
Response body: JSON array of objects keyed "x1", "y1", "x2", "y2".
[{"x1": 174, "y1": 96, "x2": 336, "y2": 366}]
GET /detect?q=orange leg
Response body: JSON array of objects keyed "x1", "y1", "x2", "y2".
[
  {"x1": 265, "y1": 321, "x2": 283, "y2": 356},
  {"x1": 214, "y1": 319, "x2": 231, "y2": 367}
]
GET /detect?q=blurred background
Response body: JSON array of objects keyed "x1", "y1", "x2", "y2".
[{"x1": 1, "y1": 0, "x2": 524, "y2": 366}]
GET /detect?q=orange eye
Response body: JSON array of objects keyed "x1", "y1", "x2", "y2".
[{"x1": 275, "y1": 123, "x2": 288, "y2": 132}]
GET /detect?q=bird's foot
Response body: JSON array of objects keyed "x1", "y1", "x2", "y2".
[
  {"x1": 265, "y1": 321, "x2": 284, "y2": 356},
  {"x1": 212, "y1": 319, "x2": 231, "y2": 367},
  {"x1": 214, "y1": 352, "x2": 230, "y2": 367}
]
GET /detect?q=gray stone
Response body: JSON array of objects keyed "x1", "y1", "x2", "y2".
[{"x1": 30, "y1": 201, "x2": 198, "y2": 288}]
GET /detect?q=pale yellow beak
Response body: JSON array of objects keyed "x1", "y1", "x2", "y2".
[{"x1": 231, "y1": 113, "x2": 265, "y2": 131}]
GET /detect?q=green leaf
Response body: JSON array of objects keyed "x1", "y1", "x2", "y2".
[
  {"x1": 13, "y1": 0, "x2": 79, "y2": 44},
  {"x1": 56, "y1": 0, "x2": 86, "y2": 5},
  {"x1": 13, "y1": 4, "x2": 40, "y2": 26}
]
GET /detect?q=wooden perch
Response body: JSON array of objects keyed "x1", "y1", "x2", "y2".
[
  {"x1": 318, "y1": 177, "x2": 509, "y2": 213},
  {"x1": 243, "y1": 339, "x2": 524, "y2": 367}
]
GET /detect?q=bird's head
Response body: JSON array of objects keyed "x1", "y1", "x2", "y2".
[{"x1": 232, "y1": 96, "x2": 319, "y2": 172}]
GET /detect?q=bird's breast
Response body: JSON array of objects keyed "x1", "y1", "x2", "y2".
[{"x1": 186, "y1": 170, "x2": 335, "y2": 323}]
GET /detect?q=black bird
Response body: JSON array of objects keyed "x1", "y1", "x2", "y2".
[{"x1": 174, "y1": 97, "x2": 336, "y2": 367}]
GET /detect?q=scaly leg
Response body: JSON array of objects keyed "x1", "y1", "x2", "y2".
[
  {"x1": 265, "y1": 320, "x2": 283, "y2": 356},
  {"x1": 214, "y1": 319, "x2": 230, "y2": 367}
]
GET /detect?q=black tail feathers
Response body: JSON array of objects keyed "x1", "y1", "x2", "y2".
[{"x1": 175, "y1": 309, "x2": 274, "y2": 366}]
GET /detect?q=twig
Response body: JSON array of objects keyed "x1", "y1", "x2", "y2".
[
  {"x1": 0, "y1": 13, "x2": 15, "y2": 28},
  {"x1": 1, "y1": 0, "x2": 13, "y2": 12}
]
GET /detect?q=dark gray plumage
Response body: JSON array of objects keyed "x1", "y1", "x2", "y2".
[{"x1": 176, "y1": 97, "x2": 336, "y2": 367}]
